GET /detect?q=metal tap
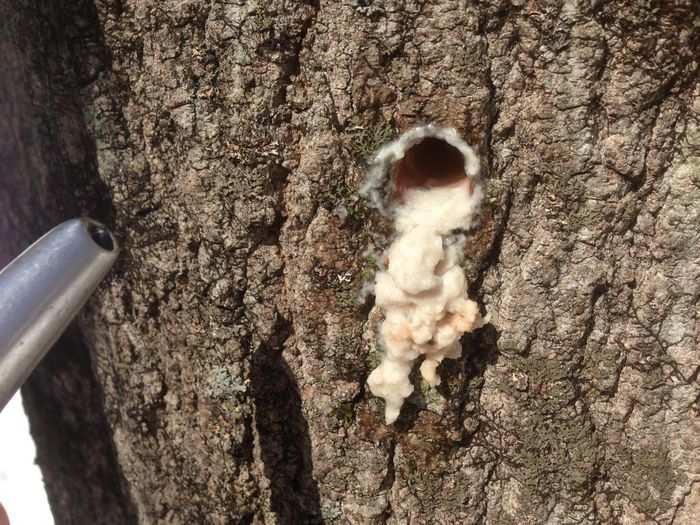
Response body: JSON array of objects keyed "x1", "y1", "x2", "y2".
[{"x1": 0, "y1": 218, "x2": 118, "y2": 411}]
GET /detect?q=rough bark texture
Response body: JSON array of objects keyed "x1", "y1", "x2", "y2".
[{"x1": 2, "y1": 1, "x2": 700, "y2": 524}]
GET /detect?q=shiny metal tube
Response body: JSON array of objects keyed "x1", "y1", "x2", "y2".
[{"x1": 0, "y1": 218, "x2": 118, "y2": 411}]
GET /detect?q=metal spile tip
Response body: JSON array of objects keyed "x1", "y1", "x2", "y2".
[{"x1": 0, "y1": 218, "x2": 119, "y2": 411}]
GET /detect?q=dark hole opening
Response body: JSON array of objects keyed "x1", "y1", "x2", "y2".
[
  {"x1": 391, "y1": 137, "x2": 468, "y2": 199},
  {"x1": 87, "y1": 223, "x2": 114, "y2": 251}
]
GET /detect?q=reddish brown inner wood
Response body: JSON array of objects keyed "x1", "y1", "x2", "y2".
[{"x1": 391, "y1": 137, "x2": 471, "y2": 201}]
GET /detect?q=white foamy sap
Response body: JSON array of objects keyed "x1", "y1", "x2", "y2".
[{"x1": 365, "y1": 127, "x2": 485, "y2": 424}]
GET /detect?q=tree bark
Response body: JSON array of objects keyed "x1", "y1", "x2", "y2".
[{"x1": 2, "y1": 1, "x2": 699, "y2": 524}]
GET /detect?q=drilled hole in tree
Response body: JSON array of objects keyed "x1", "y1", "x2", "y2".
[{"x1": 392, "y1": 137, "x2": 471, "y2": 200}]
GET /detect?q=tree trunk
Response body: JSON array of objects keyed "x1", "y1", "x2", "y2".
[{"x1": 2, "y1": 1, "x2": 699, "y2": 524}]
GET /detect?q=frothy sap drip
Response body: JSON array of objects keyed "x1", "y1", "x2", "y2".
[{"x1": 367, "y1": 145, "x2": 485, "y2": 424}]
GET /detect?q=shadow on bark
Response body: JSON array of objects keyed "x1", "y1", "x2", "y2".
[
  {"x1": 22, "y1": 326, "x2": 138, "y2": 525},
  {"x1": 2, "y1": 1, "x2": 131, "y2": 522},
  {"x1": 251, "y1": 344, "x2": 323, "y2": 524}
]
